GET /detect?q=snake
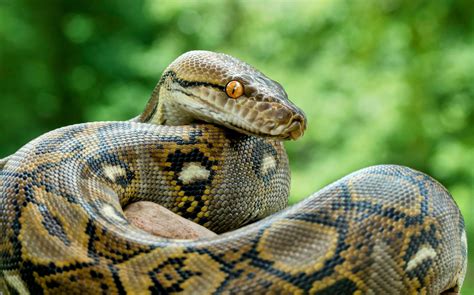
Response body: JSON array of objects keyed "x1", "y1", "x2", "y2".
[{"x1": 0, "y1": 50, "x2": 467, "y2": 294}]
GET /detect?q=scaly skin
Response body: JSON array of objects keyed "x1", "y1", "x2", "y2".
[{"x1": 0, "y1": 51, "x2": 467, "y2": 294}]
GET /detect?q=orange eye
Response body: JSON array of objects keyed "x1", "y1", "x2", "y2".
[{"x1": 225, "y1": 80, "x2": 244, "y2": 99}]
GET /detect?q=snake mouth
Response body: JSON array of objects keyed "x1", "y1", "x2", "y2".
[
  {"x1": 266, "y1": 117, "x2": 306, "y2": 140},
  {"x1": 280, "y1": 114, "x2": 306, "y2": 140},
  {"x1": 235, "y1": 101, "x2": 306, "y2": 140},
  {"x1": 216, "y1": 102, "x2": 307, "y2": 140},
  {"x1": 173, "y1": 92, "x2": 307, "y2": 140}
]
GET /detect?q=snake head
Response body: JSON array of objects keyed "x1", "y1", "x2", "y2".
[{"x1": 141, "y1": 50, "x2": 306, "y2": 140}]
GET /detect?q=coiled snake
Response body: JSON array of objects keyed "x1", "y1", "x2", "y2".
[{"x1": 0, "y1": 51, "x2": 467, "y2": 294}]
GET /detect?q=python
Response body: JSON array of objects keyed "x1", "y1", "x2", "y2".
[{"x1": 0, "y1": 51, "x2": 466, "y2": 294}]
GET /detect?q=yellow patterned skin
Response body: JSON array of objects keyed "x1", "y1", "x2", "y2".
[{"x1": 0, "y1": 51, "x2": 467, "y2": 294}]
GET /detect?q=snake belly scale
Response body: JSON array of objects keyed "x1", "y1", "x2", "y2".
[{"x1": 0, "y1": 51, "x2": 467, "y2": 294}]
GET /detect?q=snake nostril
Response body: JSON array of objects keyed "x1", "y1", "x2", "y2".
[{"x1": 291, "y1": 113, "x2": 306, "y2": 128}]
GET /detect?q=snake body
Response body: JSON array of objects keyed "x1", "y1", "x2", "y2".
[{"x1": 0, "y1": 51, "x2": 467, "y2": 294}]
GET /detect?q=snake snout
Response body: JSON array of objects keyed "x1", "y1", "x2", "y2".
[
  {"x1": 284, "y1": 113, "x2": 306, "y2": 140},
  {"x1": 258, "y1": 105, "x2": 306, "y2": 140}
]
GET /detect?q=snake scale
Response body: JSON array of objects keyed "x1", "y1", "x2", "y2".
[{"x1": 0, "y1": 51, "x2": 467, "y2": 294}]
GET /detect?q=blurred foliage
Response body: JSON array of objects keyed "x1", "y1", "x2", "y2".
[{"x1": 0, "y1": 0, "x2": 472, "y2": 290}]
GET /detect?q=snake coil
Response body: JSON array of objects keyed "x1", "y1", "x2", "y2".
[{"x1": 0, "y1": 51, "x2": 467, "y2": 294}]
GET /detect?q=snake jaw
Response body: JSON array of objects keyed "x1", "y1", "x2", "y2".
[
  {"x1": 227, "y1": 99, "x2": 306, "y2": 140},
  {"x1": 198, "y1": 97, "x2": 306, "y2": 140}
]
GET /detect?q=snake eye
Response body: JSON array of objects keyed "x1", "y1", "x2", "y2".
[{"x1": 225, "y1": 80, "x2": 244, "y2": 99}]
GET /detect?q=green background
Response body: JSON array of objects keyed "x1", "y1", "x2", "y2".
[{"x1": 1, "y1": 0, "x2": 472, "y2": 291}]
